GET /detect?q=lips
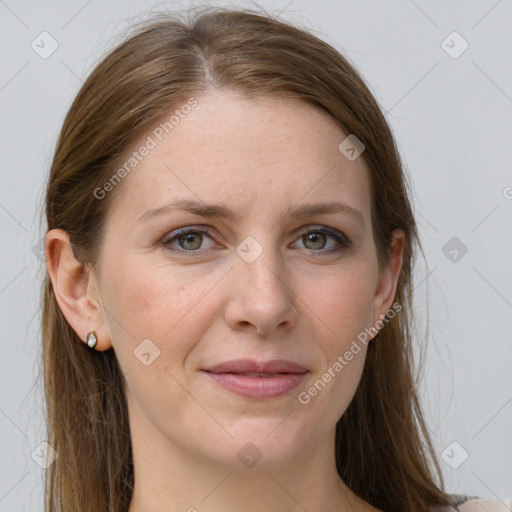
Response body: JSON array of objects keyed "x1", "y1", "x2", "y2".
[
  {"x1": 202, "y1": 359, "x2": 308, "y2": 400},
  {"x1": 204, "y1": 359, "x2": 308, "y2": 374}
]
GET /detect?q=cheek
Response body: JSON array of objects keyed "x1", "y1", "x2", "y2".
[
  {"x1": 301, "y1": 264, "x2": 377, "y2": 345},
  {"x1": 102, "y1": 258, "x2": 218, "y2": 426},
  {"x1": 107, "y1": 256, "x2": 185, "y2": 330},
  {"x1": 103, "y1": 256, "x2": 221, "y2": 366},
  {"x1": 293, "y1": 263, "x2": 376, "y2": 418},
  {"x1": 296, "y1": 327, "x2": 369, "y2": 436}
]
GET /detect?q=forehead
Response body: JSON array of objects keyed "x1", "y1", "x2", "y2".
[{"x1": 105, "y1": 90, "x2": 372, "y2": 226}]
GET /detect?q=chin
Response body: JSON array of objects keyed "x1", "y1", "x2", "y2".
[{"x1": 200, "y1": 418, "x2": 311, "y2": 469}]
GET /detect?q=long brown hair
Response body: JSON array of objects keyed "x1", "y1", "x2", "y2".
[{"x1": 41, "y1": 6, "x2": 456, "y2": 511}]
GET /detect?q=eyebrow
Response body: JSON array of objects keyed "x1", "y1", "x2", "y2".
[{"x1": 136, "y1": 199, "x2": 365, "y2": 226}]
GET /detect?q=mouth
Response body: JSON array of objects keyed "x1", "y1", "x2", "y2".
[{"x1": 202, "y1": 359, "x2": 309, "y2": 400}]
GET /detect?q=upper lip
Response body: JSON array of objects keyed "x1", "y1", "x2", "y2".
[{"x1": 203, "y1": 359, "x2": 308, "y2": 374}]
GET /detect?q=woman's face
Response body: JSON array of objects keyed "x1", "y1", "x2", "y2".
[{"x1": 89, "y1": 90, "x2": 403, "y2": 468}]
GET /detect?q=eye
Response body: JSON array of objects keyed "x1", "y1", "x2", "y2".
[
  {"x1": 162, "y1": 225, "x2": 351, "y2": 257},
  {"x1": 292, "y1": 226, "x2": 351, "y2": 255},
  {"x1": 162, "y1": 227, "x2": 217, "y2": 253}
]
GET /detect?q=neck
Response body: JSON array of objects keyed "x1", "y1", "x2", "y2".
[{"x1": 127, "y1": 412, "x2": 375, "y2": 512}]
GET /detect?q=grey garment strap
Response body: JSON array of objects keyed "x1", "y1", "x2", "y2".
[{"x1": 450, "y1": 494, "x2": 482, "y2": 509}]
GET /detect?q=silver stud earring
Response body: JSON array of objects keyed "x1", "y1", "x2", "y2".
[{"x1": 86, "y1": 330, "x2": 98, "y2": 349}]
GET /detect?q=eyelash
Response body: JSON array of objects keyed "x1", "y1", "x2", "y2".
[{"x1": 161, "y1": 225, "x2": 351, "y2": 258}]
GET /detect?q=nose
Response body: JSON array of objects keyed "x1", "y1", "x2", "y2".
[{"x1": 224, "y1": 247, "x2": 298, "y2": 336}]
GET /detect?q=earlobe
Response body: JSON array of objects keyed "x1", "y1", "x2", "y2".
[
  {"x1": 44, "y1": 228, "x2": 112, "y2": 351},
  {"x1": 372, "y1": 229, "x2": 405, "y2": 329}
]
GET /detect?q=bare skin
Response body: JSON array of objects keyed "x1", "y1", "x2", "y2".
[{"x1": 46, "y1": 90, "x2": 404, "y2": 512}]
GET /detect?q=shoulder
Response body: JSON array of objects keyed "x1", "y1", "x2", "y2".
[
  {"x1": 430, "y1": 498, "x2": 510, "y2": 512},
  {"x1": 457, "y1": 499, "x2": 511, "y2": 512}
]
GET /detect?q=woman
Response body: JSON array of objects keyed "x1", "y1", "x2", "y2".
[{"x1": 41, "y1": 6, "x2": 503, "y2": 512}]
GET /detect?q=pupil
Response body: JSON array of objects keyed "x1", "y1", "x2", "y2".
[
  {"x1": 180, "y1": 233, "x2": 201, "y2": 250},
  {"x1": 306, "y1": 232, "x2": 325, "y2": 249}
]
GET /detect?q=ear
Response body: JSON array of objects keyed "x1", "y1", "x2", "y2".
[
  {"x1": 44, "y1": 228, "x2": 112, "y2": 351},
  {"x1": 371, "y1": 229, "x2": 405, "y2": 330}
]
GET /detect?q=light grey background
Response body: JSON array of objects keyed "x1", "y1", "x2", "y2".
[{"x1": 1, "y1": 0, "x2": 511, "y2": 510}]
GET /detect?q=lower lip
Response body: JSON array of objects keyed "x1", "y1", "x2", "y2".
[{"x1": 203, "y1": 371, "x2": 308, "y2": 399}]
